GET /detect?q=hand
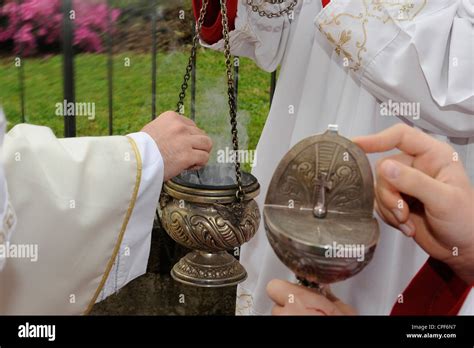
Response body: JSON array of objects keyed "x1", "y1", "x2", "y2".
[
  {"x1": 142, "y1": 111, "x2": 212, "y2": 181},
  {"x1": 266, "y1": 279, "x2": 356, "y2": 315},
  {"x1": 353, "y1": 124, "x2": 474, "y2": 284}
]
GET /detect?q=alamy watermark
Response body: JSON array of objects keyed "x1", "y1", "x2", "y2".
[
  {"x1": 380, "y1": 99, "x2": 420, "y2": 120},
  {"x1": 324, "y1": 241, "x2": 365, "y2": 262},
  {"x1": 0, "y1": 242, "x2": 38, "y2": 262},
  {"x1": 55, "y1": 99, "x2": 95, "y2": 120},
  {"x1": 18, "y1": 322, "x2": 55, "y2": 341},
  {"x1": 217, "y1": 147, "x2": 257, "y2": 167}
]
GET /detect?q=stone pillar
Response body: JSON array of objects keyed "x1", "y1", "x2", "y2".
[{"x1": 90, "y1": 218, "x2": 236, "y2": 315}]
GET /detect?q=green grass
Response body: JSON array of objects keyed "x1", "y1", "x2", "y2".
[{"x1": 0, "y1": 50, "x2": 271, "y2": 156}]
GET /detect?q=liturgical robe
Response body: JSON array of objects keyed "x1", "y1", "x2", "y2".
[{"x1": 0, "y1": 107, "x2": 164, "y2": 314}]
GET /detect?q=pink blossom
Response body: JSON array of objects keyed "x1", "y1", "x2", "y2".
[{"x1": 0, "y1": 0, "x2": 120, "y2": 55}]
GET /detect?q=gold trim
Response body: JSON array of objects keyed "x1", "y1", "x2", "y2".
[
  {"x1": 317, "y1": 0, "x2": 427, "y2": 72},
  {"x1": 83, "y1": 136, "x2": 143, "y2": 314}
]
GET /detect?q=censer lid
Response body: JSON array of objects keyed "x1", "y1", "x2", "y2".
[
  {"x1": 264, "y1": 126, "x2": 379, "y2": 256},
  {"x1": 164, "y1": 163, "x2": 260, "y2": 203}
]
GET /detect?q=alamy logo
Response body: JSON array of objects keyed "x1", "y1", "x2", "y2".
[
  {"x1": 217, "y1": 147, "x2": 257, "y2": 167},
  {"x1": 324, "y1": 241, "x2": 365, "y2": 262},
  {"x1": 18, "y1": 322, "x2": 56, "y2": 341},
  {"x1": 55, "y1": 99, "x2": 95, "y2": 120},
  {"x1": 380, "y1": 99, "x2": 420, "y2": 120},
  {"x1": 0, "y1": 242, "x2": 38, "y2": 262}
]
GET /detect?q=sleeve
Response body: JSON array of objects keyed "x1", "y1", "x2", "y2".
[
  {"x1": 0, "y1": 124, "x2": 153, "y2": 314},
  {"x1": 458, "y1": 288, "x2": 474, "y2": 315},
  {"x1": 192, "y1": 0, "x2": 237, "y2": 44},
  {"x1": 95, "y1": 132, "x2": 164, "y2": 302},
  {"x1": 390, "y1": 257, "x2": 472, "y2": 315},
  {"x1": 315, "y1": 0, "x2": 474, "y2": 137},
  {"x1": 193, "y1": 0, "x2": 297, "y2": 72}
]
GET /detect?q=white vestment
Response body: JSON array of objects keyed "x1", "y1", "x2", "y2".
[
  {"x1": 0, "y1": 108, "x2": 164, "y2": 314},
  {"x1": 203, "y1": 0, "x2": 473, "y2": 315}
]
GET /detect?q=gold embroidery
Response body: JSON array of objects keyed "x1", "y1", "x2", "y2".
[
  {"x1": 0, "y1": 201, "x2": 16, "y2": 250},
  {"x1": 318, "y1": 0, "x2": 427, "y2": 72},
  {"x1": 333, "y1": 30, "x2": 352, "y2": 56},
  {"x1": 84, "y1": 136, "x2": 143, "y2": 314},
  {"x1": 4, "y1": 202, "x2": 16, "y2": 231}
]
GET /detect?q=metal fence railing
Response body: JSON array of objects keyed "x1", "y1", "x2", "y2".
[{"x1": 11, "y1": 0, "x2": 277, "y2": 138}]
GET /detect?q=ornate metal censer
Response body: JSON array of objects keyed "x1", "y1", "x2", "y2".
[
  {"x1": 264, "y1": 125, "x2": 379, "y2": 294},
  {"x1": 158, "y1": 0, "x2": 261, "y2": 287},
  {"x1": 159, "y1": 165, "x2": 260, "y2": 287}
]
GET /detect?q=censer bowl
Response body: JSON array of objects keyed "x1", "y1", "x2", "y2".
[
  {"x1": 264, "y1": 126, "x2": 380, "y2": 292},
  {"x1": 159, "y1": 164, "x2": 260, "y2": 287},
  {"x1": 265, "y1": 209, "x2": 379, "y2": 285}
]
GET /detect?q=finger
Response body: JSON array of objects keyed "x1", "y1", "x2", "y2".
[
  {"x1": 191, "y1": 135, "x2": 213, "y2": 152},
  {"x1": 266, "y1": 279, "x2": 302, "y2": 306},
  {"x1": 376, "y1": 183, "x2": 416, "y2": 236},
  {"x1": 323, "y1": 286, "x2": 340, "y2": 303},
  {"x1": 374, "y1": 199, "x2": 399, "y2": 230},
  {"x1": 267, "y1": 279, "x2": 339, "y2": 315},
  {"x1": 353, "y1": 124, "x2": 453, "y2": 176},
  {"x1": 376, "y1": 183, "x2": 408, "y2": 223},
  {"x1": 375, "y1": 197, "x2": 415, "y2": 237},
  {"x1": 189, "y1": 150, "x2": 210, "y2": 168},
  {"x1": 271, "y1": 305, "x2": 285, "y2": 316},
  {"x1": 334, "y1": 300, "x2": 357, "y2": 315},
  {"x1": 267, "y1": 279, "x2": 290, "y2": 306},
  {"x1": 374, "y1": 192, "x2": 399, "y2": 228},
  {"x1": 297, "y1": 291, "x2": 340, "y2": 316},
  {"x1": 379, "y1": 159, "x2": 452, "y2": 208},
  {"x1": 375, "y1": 153, "x2": 413, "y2": 224},
  {"x1": 353, "y1": 124, "x2": 439, "y2": 155}
]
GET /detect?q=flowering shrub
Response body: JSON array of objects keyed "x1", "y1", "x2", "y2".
[{"x1": 0, "y1": 0, "x2": 120, "y2": 55}]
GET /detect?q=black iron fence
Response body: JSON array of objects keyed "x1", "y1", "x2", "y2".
[{"x1": 10, "y1": 0, "x2": 277, "y2": 138}]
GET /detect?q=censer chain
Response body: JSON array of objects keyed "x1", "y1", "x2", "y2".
[
  {"x1": 246, "y1": 0, "x2": 298, "y2": 18},
  {"x1": 176, "y1": 0, "x2": 245, "y2": 204},
  {"x1": 176, "y1": 0, "x2": 209, "y2": 114},
  {"x1": 220, "y1": 0, "x2": 245, "y2": 204}
]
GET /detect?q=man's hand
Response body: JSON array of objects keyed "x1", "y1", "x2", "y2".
[
  {"x1": 353, "y1": 124, "x2": 474, "y2": 284},
  {"x1": 142, "y1": 111, "x2": 212, "y2": 181},
  {"x1": 266, "y1": 279, "x2": 356, "y2": 315}
]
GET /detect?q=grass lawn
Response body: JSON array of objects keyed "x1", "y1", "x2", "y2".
[{"x1": 0, "y1": 49, "x2": 271, "y2": 158}]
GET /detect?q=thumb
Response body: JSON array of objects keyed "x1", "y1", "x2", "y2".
[{"x1": 379, "y1": 159, "x2": 450, "y2": 207}]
